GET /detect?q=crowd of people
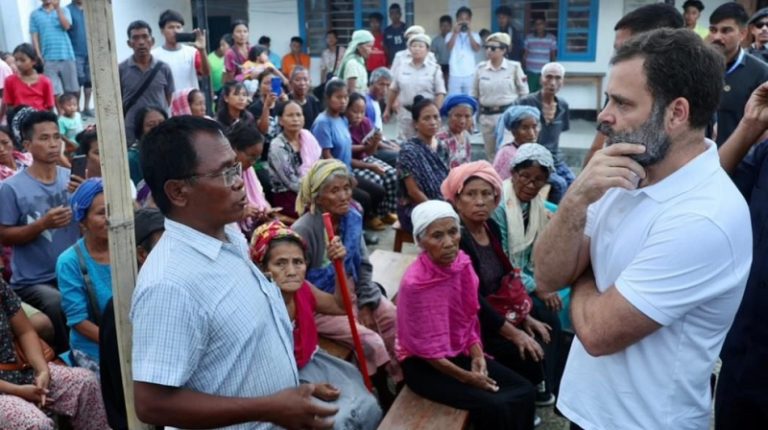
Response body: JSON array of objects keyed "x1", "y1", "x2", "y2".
[{"x1": 0, "y1": 0, "x2": 768, "y2": 429}]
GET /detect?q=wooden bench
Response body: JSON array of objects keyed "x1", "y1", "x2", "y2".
[
  {"x1": 369, "y1": 249, "x2": 417, "y2": 300},
  {"x1": 377, "y1": 386, "x2": 469, "y2": 430},
  {"x1": 392, "y1": 221, "x2": 414, "y2": 253},
  {"x1": 318, "y1": 336, "x2": 352, "y2": 360}
]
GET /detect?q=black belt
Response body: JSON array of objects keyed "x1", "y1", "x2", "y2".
[{"x1": 480, "y1": 104, "x2": 512, "y2": 115}]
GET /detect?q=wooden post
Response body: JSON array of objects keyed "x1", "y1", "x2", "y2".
[{"x1": 83, "y1": 1, "x2": 152, "y2": 428}]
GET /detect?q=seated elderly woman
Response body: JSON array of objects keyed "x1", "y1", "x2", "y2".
[
  {"x1": 442, "y1": 160, "x2": 560, "y2": 407},
  {"x1": 291, "y1": 159, "x2": 400, "y2": 402},
  {"x1": 0, "y1": 278, "x2": 110, "y2": 428},
  {"x1": 56, "y1": 178, "x2": 113, "y2": 374},
  {"x1": 493, "y1": 106, "x2": 540, "y2": 181},
  {"x1": 396, "y1": 96, "x2": 450, "y2": 233},
  {"x1": 492, "y1": 144, "x2": 572, "y2": 394},
  {"x1": 397, "y1": 200, "x2": 536, "y2": 429},
  {"x1": 250, "y1": 221, "x2": 382, "y2": 429},
  {"x1": 436, "y1": 94, "x2": 478, "y2": 168}
]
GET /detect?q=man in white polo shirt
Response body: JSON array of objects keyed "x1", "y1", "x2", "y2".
[{"x1": 533, "y1": 28, "x2": 752, "y2": 429}]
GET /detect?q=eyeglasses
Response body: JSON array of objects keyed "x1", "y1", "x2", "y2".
[
  {"x1": 514, "y1": 173, "x2": 548, "y2": 188},
  {"x1": 755, "y1": 21, "x2": 768, "y2": 29},
  {"x1": 185, "y1": 163, "x2": 243, "y2": 187},
  {"x1": 484, "y1": 45, "x2": 504, "y2": 51}
]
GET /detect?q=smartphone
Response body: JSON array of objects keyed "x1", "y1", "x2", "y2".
[
  {"x1": 175, "y1": 32, "x2": 197, "y2": 43},
  {"x1": 362, "y1": 127, "x2": 381, "y2": 144},
  {"x1": 268, "y1": 207, "x2": 283, "y2": 214},
  {"x1": 271, "y1": 76, "x2": 283, "y2": 97},
  {"x1": 71, "y1": 154, "x2": 87, "y2": 178}
]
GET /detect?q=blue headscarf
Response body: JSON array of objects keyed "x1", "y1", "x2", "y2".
[
  {"x1": 495, "y1": 105, "x2": 540, "y2": 149},
  {"x1": 440, "y1": 94, "x2": 478, "y2": 117},
  {"x1": 71, "y1": 178, "x2": 104, "y2": 222}
]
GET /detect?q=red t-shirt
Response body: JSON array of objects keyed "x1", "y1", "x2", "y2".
[
  {"x1": 367, "y1": 33, "x2": 388, "y2": 73},
  {"x1": 3, "y1": 74, "x2": 55, "y2": 111},
  {"x1": 293, "y1": 281, "x2": 319, "y2": 369}
]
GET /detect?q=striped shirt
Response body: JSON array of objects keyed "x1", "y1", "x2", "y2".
[
  {"x1": 523, "y1": 33, "x2": 557, "y2": 73},
  {"x1": 30, "y1": 7, "x2": 75, "y2": 61},
  {"x1": 131, "y1": 219, "x2": 298, "y2": 430}
]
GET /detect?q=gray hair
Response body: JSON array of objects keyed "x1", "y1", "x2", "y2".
[
  {"x1": 369, "y1": 67, "x2": 392, "y2": 85},
  {"x1": 541, "y1": 62, "x2": 566, "y2": 77},
  {"x1": 290, "y1": 66, "x2": 309, "y2": 80}
]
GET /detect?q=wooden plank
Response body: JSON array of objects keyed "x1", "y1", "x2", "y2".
[
  {"x1": 377, "y1": 387, "x2": 469, "y2": 430},
  {"x1": 83, "y1": 1, "x2": 151, "y2": 428},
  {"x1": 317, "y1": 336, "x2": 352, "y2": 360},
  {"x1": 369, "y1": 250, "x2": 417, "y2": 300}
]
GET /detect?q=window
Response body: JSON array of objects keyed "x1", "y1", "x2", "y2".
[
  {"x1": 491, "y1": 0, "x2": 599, "y2": 62},
  {"x1": 299, "y1": 0, "x2": 389, "y2": 56}
]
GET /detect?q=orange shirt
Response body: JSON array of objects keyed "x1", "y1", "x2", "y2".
[{"x1": 282, "y1": 53, "x2": 310, "y2": 77}]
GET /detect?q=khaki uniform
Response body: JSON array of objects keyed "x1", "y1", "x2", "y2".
[
  {"x1": 391, "y1": 59, "x2": 446, "y2": 140},
  {"x1": 472, "y1": 59, "x2": 529, "y2": 159}
]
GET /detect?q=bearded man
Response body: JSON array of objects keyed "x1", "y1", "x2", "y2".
[{"x1": 532, "y1": 28, "x2": 753, "y2": 430}]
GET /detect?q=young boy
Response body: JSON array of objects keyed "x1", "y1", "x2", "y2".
[
  {"x1": 0, "y1": 110, "x2": 79, "y2": 354},
  {"x1": 57, "y1": 93, "x2": 83, "y2": 156}
]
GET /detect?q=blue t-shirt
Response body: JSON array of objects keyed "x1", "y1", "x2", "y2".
[
  {"x1": 29, "y1": 7, "x2": 75, "y2": 61},
  {"x1": 0, "y1": 167, "x2": 79, "y2": 286},
  {"x1": 57, "y1": 239, "x2": 112, "y2": 361},
  {"x1": 311, "y1": 112, "x2": 352, "y2": 168},
  {"x1": 66, "y1": 3, "x2": 88, "y2": 58},
  {"x1": 384, "y1": 23, "x2": 406, "y2": 65}
]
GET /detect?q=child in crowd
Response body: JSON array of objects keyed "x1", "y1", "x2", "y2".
[
  {"x1": 58, "y1": 93, "x2": 84, "y2": 157},
  {"x1": 346, "y1": 92, "x2": 398, "y2": 229},
  {"x1": 250, "y1": 221, "x2": 383, "y2": 429},
  {"x1": 242, "y1": 45, "x2": 286, "y2": 96},
  {"x1": 216, "y1": 81, "x2": 255, "y2": 129},
  {"x1": 2, "y1": 43, "x2": 54, "y2": 123}
]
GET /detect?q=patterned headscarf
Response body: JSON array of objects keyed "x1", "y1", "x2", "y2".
[
  {"x1": 70, "y1": 178, "x2": 104, "y2": 222},
  {"x1": 249, "y1": 220, "x2": 306, "y2": 266},
  {"x1": 495, "y1": 105, "x2": 540, "y2": 149},
  {"x1": 295, "y1": 159, "x2": 350, "y2": 215},
  {"x1": 11, "y1": 106, "x2": 36, "y2": 144},
  {"x1": 512, "y1": 143, "x2": 555, "y2": 173},
  {"x1": 441, "y1": 160, "x2": 503, "y2": 206}
]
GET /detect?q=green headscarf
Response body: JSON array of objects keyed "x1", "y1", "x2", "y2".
[{"x1": 338, "y1": 30, "x2": 375, "y2": 79}]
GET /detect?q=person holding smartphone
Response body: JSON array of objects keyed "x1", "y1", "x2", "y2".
[
  {"x1": 445, "y1": 7, "x2": 482, "y2": 96},
  {"x1": 151, "y1": 9, "x2": 210, "y2": 93}
]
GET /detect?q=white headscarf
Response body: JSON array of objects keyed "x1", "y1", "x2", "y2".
[{"x1": 412, "y1": 200, "x2": 459, "y2": 242}]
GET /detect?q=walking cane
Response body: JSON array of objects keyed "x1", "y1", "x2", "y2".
[{"x1": 322, "y1": 212, "x2": 374, "y2": 392}]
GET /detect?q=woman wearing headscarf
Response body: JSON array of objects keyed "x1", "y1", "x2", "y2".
[
  {"x1": 397, "y1": 200, "x2": 536, "y2": 430},
  {"x1": 56, "y1": 178, "x2": 112, "y2": 373},
  {"x1": 250, "y1": 221, "x2": 383, "y2": 429},
  {"x1": 442, "y1": 161, "x2": 559, "y2": 412},
  {"x1": 396, "y1": 97, "x2": 450, "y2": 233},
  {"x1": 473, "y1": 32, "x2": 529, "y2": 160},
  {"x1": 170, "y1": 88, "x2": 208, "y2": 118},
  {"x1": 492, "y1": 144, "x2": 571, "y2": 398},
  {"x1": 436, "y1": 94, "x2": 478, "y2": 168},
  {"x1": 385, "y1": 33, "x2": 446, "y2": 141},
  {"x1": 338, "y1": 30, "x2": 375, "y2": 95},
  {"x1": 291, "y1": 160, "x2": 400, "y2": 404},
  {"x1": 493, "y1": 105, "x2": 540, "y2": 181}
]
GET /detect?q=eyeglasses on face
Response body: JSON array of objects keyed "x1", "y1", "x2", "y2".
[{"x1": 185, "y1": 163, "x2": 243, "y2": 187}]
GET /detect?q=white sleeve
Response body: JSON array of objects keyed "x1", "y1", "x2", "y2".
[{"x1": 614, "y1": 213, "x2": 747, "y2": 326}]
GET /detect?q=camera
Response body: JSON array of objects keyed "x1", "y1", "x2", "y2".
[
  {"x1": 460, "y1": 23, "x2": 469, "y2": 32},
  {"x1": 175, "y1": 32, "x2": 197, "y2": 43}
]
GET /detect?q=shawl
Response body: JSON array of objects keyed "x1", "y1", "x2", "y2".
[
  {"x1": 502, "y1": 178, "x2": 549, "y2": 269},
  {"x1": 298, "y1": 130, "x2": 322, "y2": 176},
  {"x1": 398, "y1": 137, "x2": 449, "y2": 202},
  {"x1": 396, "y1": 251, "x2": 482, "y2": 361}
]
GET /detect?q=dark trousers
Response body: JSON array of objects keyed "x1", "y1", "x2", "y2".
[
  {"x1": 484, "y1": 330, "x2": 544, "y2": 386},
  {"x1": 14, "y1": 282, "x2": 68, "y2": 354},
  {"x1": 402, "y1": 355, "x2": 535, "y2": 430},
  {"x1": 353, "y1": 177, "x2": 384, "y2": 221},
  {"x1": 100, "y1": 299, "x2": 128, "y2": 430},
  {"x1": 715, "y1": 362, "x2": 768, "y2": 430},
  {"x1": 374, "y1": 149, "x2": 399, "y2": 168}
]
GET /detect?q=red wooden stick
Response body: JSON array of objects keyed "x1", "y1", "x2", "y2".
[{"x1": 322, "y1": 213, "x2": 373, "y2": 391}]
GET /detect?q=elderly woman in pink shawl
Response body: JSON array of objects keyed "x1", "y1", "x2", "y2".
[
  {"x1": 397, "y1": 200, "x2": 536, "y2": 430},
  {"x1": 267, "y1": 99, "x2": 322, "y2": 219}
]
